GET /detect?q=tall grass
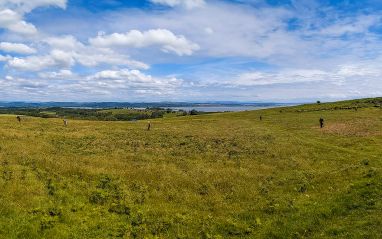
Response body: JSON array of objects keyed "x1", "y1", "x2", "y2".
[{"x1": 0, "y1": 98, "x2": 381, "y2": 238}]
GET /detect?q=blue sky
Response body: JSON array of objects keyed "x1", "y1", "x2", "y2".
[{"x1": 0, "y1": 0, "x2": 381, "y2": 102}]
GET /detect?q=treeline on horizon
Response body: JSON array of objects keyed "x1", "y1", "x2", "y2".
[
  {"x1": 0, "y1": 107, "x2": 209, "y2": 121},
  {"x1": 0, "y1": 101, "x2": 281, "y2": 108}
]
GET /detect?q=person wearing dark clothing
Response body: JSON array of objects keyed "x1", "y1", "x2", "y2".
[
  {"x1": 16, "y1": 116, "x2": 21, "y2": 123},
  {"x1": 260, "y1": 116, "x2": 262, "y2": 121},
  {"x1": 319, "y1": 118, "x2": 324, "y2": 128}
]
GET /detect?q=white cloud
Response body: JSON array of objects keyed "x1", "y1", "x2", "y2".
[
  {"x1": 0, "y1": 0, "x2": 67, "y2": 35},
  {"x1": 8, "y1": 55, "x2": 61, "y2": 71},
  {"x1": 319, "y1": 15, "x2": 381, "y2": 37},
  {"x1": 46, "y1": 35, "x2": 150, "y2": 69},
  {"x1": 50, "y1": 49, "x2": 75, "y2": 66},
  {"x1": 150, "y1": 0, "x2": 205, "y2": 9},
  {"x1": 0, "y1": 54, "x2": 12, "y2": 61},
  {"x1": 7, "y1": 49, "x2": 74, "y2": 71},
  {"x1": 0, "y1": 0, "x2": 67, "y2": 13},
  {"x1": 89, "y1": 69, "x2": 182, "y2": 88},
  {"x1": 38, "y1": 69, "x2": 74, "y2": 79},
  {"x1": 0, "y1": 42, "x2": 36, "y2": 54},
  {"x1": 218, "y1": 61, "x2": 382, "y2": 90},
  {"x1": 0, "y1": 69, "x2": 184, "y2": 101},
  {"x1": 336, "y1": 62, "x2": 382, "y2": 78},
  {"x1": 4, "y1": 35, "x2": 150, "y2": 71},
  {"x1": 232, "y1": 69, "x2": 329, "y2": 86},
  {"x1": 89, "y1": 29, "x2": 200, "y2": 56},
  {"x1": 6, "y1": 49, "x2": 148, "y2": 71},
  {"x1": 72, "y1": 48, "x2": 149, "y2": 69},
  {"x1": 82, "y1": 69, "x2": 183, "y2": 98},
  {"x1": 0, "y1": 9, "x2": 37, "y2": 34},
  {"x1": 44, "y1": 35, "x2": 83, "y2": 50}
]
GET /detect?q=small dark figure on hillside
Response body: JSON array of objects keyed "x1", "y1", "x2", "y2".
[
  {"x1": 147, "y1": 121, "x2": 151, "y2": 131},
  {"x1": 319, "y1": 118, "x2": 324, "y2": 128},
  {"x1": 16, "y1": 116, "x2": 21, "y2": 123},
  {"x1": 260, "y1": 116, "x2": 262, "y2": 121},
  {"x1": 63, "y1": 119, "x2": 68, "y2": 127}
]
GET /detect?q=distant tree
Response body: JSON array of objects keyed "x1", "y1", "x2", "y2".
[
  {"x1": 114, "y1": 114, "x2": 132, "y2": 121},
  {"x1": 316, "y1": 100, "x2": 321, "y2": 104},
  {"x1": 190, "y1": 109, "x2": 198, "y2": 115},
  {"x1": 178, "y1": 110, "x2": 187, "y2": 116},
  {"x1": 150, "y1": 111, "x2": 164, "y2": 118}
]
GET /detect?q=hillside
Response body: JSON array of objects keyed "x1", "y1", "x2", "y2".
[{"x1": 0, "y1": 98, "x2": 381, "y2": 238}]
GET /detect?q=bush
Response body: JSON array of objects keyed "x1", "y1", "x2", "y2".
[{"x1": 190, "y1": 109, "x2": 198, "y2": 115}]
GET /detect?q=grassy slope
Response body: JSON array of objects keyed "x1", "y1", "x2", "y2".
[{"x1": 0, "y1": 98, "x2": 381, "y2": 238}]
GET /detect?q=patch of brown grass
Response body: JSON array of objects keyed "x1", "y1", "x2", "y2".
[{"x1": 319, "y1": 119, "x2": 381, "y2": 136}]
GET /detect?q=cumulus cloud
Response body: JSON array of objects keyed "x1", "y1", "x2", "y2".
[
  {"x1": 0, "y1": 68, "x2": 184, "y2": 101},
  {"x1": 0, "y1": 0, "x2": 67, "y2": 35},
  {"x1": 6, "y1": 48, "x2": 74, "y2": 71},
  {"x1": 150, "y1": 0, "x2": 205, "y2": 9},
  {"x1": 47, "y1": 35, "x2": 150, "y2": 69},
  {"x1": 89, "y1": 29, "x2": 200, "y2": 56},
  {"x1": 44, "y1": 35, "x2": 83, "y2": 50},
  {"x1": 4, "y1": 35, "x2": 149, "y2": 71},
  {"x1": 0, "y1": 0, "x2": 67, "y2": 13},
  {"x1": 89, "y1": 69, "x2": 182, "y2": 90},
  {"x1": 0, "y1": 42, "x2": 36, "y2": 54},
  {"x1": 38, "y1": 69, "x2": 74, "y2": 79},
  {"x1": 8, "y1": 54, "x2": 66, "y2": 71},
  {"x1": 0, "y1": 9, "x2": 37, "y2": 34},
  {"x1": 6, "y1": 49, "x2": 148, "y2": 71}
]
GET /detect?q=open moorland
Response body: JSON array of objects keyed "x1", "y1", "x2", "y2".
[{"x1": 0, "y1": 98, "x2": 381, "y2": 238}]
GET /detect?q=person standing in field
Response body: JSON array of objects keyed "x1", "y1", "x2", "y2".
[
  {"x1": 16, "y1": 116, "x2": 21, "y2": 123},
  {"x1": 319, "y1": 117, "x2": 324, "y2": 128},
  {"x1": 63, "y1": 119, "x2": 68, "y2": 127},
  {"x1": 260, "y1": 116, "x2": 262, "y2": 121},
  {"x1": 147, "y1": 121, "x2": 151, "y2": 131}
]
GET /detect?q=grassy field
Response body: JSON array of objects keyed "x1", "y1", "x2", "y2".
[
  {"x1": 0, "y1": 98, "x2": 381, "y2": 238},
  {"x1": 0, "y1": 107, "x2": 172, "y2": 121}
]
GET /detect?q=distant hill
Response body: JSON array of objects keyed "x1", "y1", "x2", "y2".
[{"x1": 280, "y1": 97, "x2": 382, "y2": 112}]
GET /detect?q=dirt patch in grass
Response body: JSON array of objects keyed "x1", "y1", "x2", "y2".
[{"x1": 318, "y1": 120, "x2": 381, "y2": 136}]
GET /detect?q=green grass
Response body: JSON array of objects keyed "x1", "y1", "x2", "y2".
[
  {"x1": 98, "y1": 108, "x2": 152, "y2": 115},
  {"x1": 0, "y1": 98, "x2": 381, "y2": 238},
  {"x1": 99, "y1": 108, "x2": 190, "y2": 118}
]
